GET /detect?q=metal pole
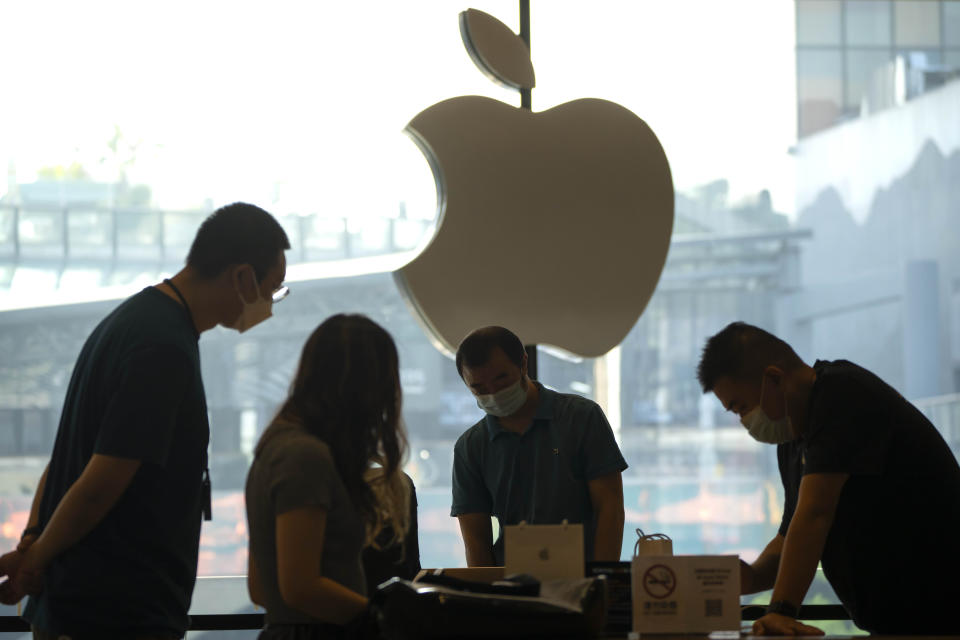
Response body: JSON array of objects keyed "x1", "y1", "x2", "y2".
[
  {"x1": 520, "y1": 0, "x2": 531, "y2": 110},
  {"x1": 520, "y1": 0, "x2": 534, "y2": 372}
]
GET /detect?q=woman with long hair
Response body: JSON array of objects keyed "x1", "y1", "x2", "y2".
[{"x1": 245, "y1": 314, "x2": 409, "y2": 639}]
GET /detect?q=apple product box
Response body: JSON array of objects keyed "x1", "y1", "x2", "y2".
[
  {"x1": 504, "y1": 522, "x2": 584, "y2": 581},
  {"x1": 631, "y1": 555, "x2": 739, "y2": 634}
]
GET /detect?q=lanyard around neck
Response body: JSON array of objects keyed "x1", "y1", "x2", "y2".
[{"x1": 163, "y1": 278, "x2": 199, "y2": 340}]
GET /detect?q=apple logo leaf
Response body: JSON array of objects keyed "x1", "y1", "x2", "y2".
[
  {"x1": 459, "y1": 8, "x2": 535, "y2": 90},
  {"x1": 396, "y1": 9, "x2": 674, "y2": 359}
]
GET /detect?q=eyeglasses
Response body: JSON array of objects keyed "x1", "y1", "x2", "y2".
[{"x1": 271, "y1": 285, "x2": 290, "y2": 304}]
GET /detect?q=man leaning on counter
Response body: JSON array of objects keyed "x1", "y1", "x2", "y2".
[{"x1": 698, "y1": 321, "x2": 960, "y2": 637}]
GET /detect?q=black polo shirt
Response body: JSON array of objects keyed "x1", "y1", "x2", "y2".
[
  {"x1": 451, "y1": 383, "x2": 628, "y2": 565},
  {"x1": 778, "y1": 359, "x2": 960, "y2": 635},
  {"x1": 24, "y1": 287, "x2": 210, "y2": 639}
]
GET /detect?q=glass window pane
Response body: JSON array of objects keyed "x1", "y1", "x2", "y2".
[
  {"x1": 900, "y1": 48, "x2": 949, "y2": 96},
  {"x1": 0, "y1": 207, "x2": 14, "y2": 245},
  {"x1": 798, "y1": 49, "x2": 844, "y2": 136},
  {"x1": 277, "y1": 215, "x2": 302, "y2": 263},
  {"x1": 67, "y1": 208, "x2": 112, "y2": 258},
  {"x1": 303, "y1": 216, "x2": 347, "y2": 259},
  {"x1": 18, "y1": 209, "x2": 63, "y2": 258},
  {"x1": 946, "y1": 49, "x2": 960, "y2": 69},
  {"x1": 347, "y1": 217, "x2": 391, "y2": 256},
  {"x1": 9, "y1": 267, "x2": 58, "y2": 294},
  {"x1": 845, "y1": 0, "x2": 892, "y2": 45},
  {"x1": 116, "y1": 210, "x2": 161, "y2": 262},
  {"x1": 846, "y1": 48, "x2": 895, "y2": 109},
  {"x1": 894, "y1": 0, "x2": 941, "y2": 46},
  {"x1": 162, "y1": 211, "x2": 205, "y2": 266},
  {"x1": 946, "y1": 2, "x2": 960, "y2": 46},
  {"x1": 798, "y1": 0, "x2": 842, "y2": 45},
  {"x1": 394, "y1": 219, "x2": 433, "y2": 251},
  {"x1": 59, "y1": 268, "x2": 105, "y2": 291},
  {"x1": 899, "y1": 48, "x2": 944, "y2": 64}
]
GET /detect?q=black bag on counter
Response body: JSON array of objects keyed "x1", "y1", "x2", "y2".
[{"x1": 371, "y1": 574, "x2": 607, "y2": 639}]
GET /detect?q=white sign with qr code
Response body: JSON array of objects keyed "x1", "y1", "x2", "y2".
[{"x1": 631, "y1": 555, "x2": 739, "y2": 633}]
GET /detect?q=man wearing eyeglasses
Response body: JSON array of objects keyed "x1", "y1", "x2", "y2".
[{"x1": 0, "y1": 202, "x2": 291, "y2": 640}]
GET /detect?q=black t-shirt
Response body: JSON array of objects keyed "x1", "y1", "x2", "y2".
[
  {"x1": 777, "y1": 359, "x2": 960, "y2": 635},
  {"x1": 24, "y1": 287, "x2": 210, "y2": 639},
  {"x1": 361, "y1": 473, "x2": 421, "y2": 595}
]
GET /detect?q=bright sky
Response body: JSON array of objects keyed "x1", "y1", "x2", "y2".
[{"x1": 0, "y1": 1, "x2": 797, "y2": 217}]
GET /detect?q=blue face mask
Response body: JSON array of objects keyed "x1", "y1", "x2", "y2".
[
  {"x1": 741, "y1": 378, "x2": 793, "y2": 444},
  {"x1": 476, "y1": 378, "x2": 528, "y2": 417}
]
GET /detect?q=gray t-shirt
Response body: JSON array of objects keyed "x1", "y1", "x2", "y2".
[{"x1": 245, "y1": 420, "x2": 366, "y2": 624}]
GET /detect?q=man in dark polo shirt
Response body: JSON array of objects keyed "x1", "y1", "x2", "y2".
[
  {"x1": 0, "y1": 203, "x2": 291, "y2": 639},
  {"x1": 451, "y1": 326, "x2": 627, "y2": 567},
  {"x1": 697, "y1": 321, "x2": 960, "y2": 636}
]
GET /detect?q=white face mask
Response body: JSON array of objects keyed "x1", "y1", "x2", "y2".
[
  {"x1": 741, "y1": 379, "x2": 793, "y2": 444},
  {"x1": 229, "y1": 270, "x2": 273, "y2": 333},
  {"x1": 476, "y1": 378, "x2": 528, "y2": 417}
]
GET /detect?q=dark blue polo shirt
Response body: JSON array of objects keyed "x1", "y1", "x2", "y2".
[{"x1": 451, "y1": 383, "x2": 628, "y2": 564}]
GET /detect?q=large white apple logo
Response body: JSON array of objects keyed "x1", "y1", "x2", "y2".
[{"x1": 396, "y1": 9, "x2": 674, "y2": 358}]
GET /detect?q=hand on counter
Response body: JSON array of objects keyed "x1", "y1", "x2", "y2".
[
  {"x1": 751, "y1": 612, "x2": 824, "y2": 636},
  {"x1": 0, "y1": 549, "x2": 25, "y2": 604}
]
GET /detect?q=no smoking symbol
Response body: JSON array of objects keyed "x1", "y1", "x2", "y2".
[{"x1": 643, "y1": 564, "x2": 676, "y2": 599}]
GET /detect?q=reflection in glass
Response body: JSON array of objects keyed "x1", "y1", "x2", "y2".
[
  {"x1": 303, "y1": 216, "x2": 347, "y2": 258},
  {"x1": 0, "y1": 208, "x2": 14, "y2": 246},
  {"x1": 22, "y1": 409, "x2": 51, "y2": 455},
  {"x1": 946, "y1": 2, "x2": 960, "y2": 46},
  {"x1": 393, "y1": 219, "x2": 433, "y2": 251},
  {"x1": 116, "y1": 210, "x2": 160, "y2": 249},
  {"x1": 845, "y1": 48, "x2": 894, "y2": 110},
  {"x1": 946, "y1": 49, "x2": 960, "y2": 70},
  {"x1": 9, "y1": 267, "x2": 58, "y2": 294},
  {"x1": 59, "y1": 269, "x2": 105, "y2": 291},
  {"x1": 898, "y1": 49, "x2": 946, "y2": 98},
  {"x1": 348, "y1": 216, "x2": 390, "y2": 255},
  {"x1": 107, "y1": 269, "x2": 157, "y2": 288},
  {"x1": 67, "y1": 209, "x2": 112, "y2": 258},
  {"x1": 797, "y1": 49, "x2": 843, "y2": 136},
  {"x1": 845, "y1": 0, "x2": 892, "y2": 46},
  {"x1": 894, "y1": 0, "x2": 941, "y2": 47},
  {"x1": 797, "y1": 0, "x2": 842, "y2": 45},
  {"x1": 17, "y1": 210, "x2": 63, "y2": 259},
  {"x1": 162, "y1": 211, "x2": 207, "y2": 253}
]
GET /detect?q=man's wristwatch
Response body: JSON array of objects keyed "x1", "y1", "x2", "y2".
[{"x1": 766, "y1": 600, "x2": 800, "y2": 618}]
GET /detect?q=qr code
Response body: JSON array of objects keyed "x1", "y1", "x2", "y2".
[{"x1": 705, "y1": 599, "x2": 722, "y2": 617}]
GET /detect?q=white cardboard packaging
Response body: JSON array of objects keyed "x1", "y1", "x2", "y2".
[
  {"x1": 504, "y1": 522, "x2": 584, "y2": 581},
  {"x1": 631, "y1": 555, "x2": 740, "y2": 634}
]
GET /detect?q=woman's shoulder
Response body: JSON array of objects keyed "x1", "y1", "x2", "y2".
[{"x1": 255, "y1": 419, "x2": 334, "y2": 464}]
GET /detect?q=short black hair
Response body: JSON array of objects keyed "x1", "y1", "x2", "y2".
[
  {"x1": 455, "y1": 326, "x2": 525, "y2": 378},
  {"x1": 696, "y1": 321, "x2": 803, "y2": 392},
  {"x1": 187, "y1": 202, "x2": 291, "y2": 280}
]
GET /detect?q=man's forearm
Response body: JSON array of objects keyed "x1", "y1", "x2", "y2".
[
  {"x1": 464, "y1": 540, "x2": 496, "y2": 567},
  {"x1": 741, "y1": 535, "x2": 784, "y2": 594},
  {"x1": 25, "y1": 455, "x2": 139, "y2": 568},
  {"x1": 593, "y1": 505, "x2": 625, "y2": 561},
  {"x1": 458, "y1": 514, "x2": 496, "y2": 566},
  {"x1": 769, "y1": 514, "x2": 832, "y2": 607},
  {"x1": 28, "y1": 481, "x2": 120, "y2": 566}
]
